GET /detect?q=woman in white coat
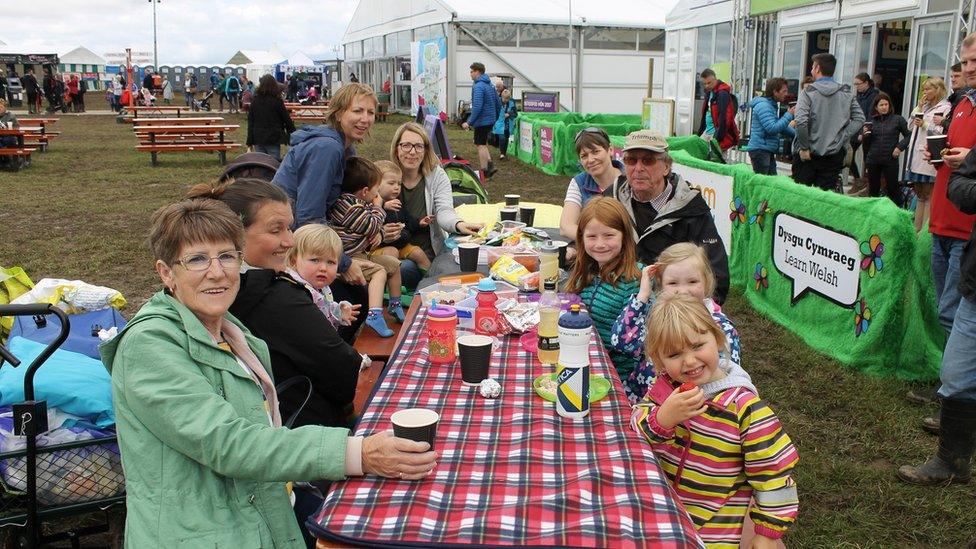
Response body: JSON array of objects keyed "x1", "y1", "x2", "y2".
[
  {"x1": 388, "y1": 122, "x2": 484, "y2": 286},
  {"x1": 904, "y1": 77, "x2": 951, "y2": 231}
]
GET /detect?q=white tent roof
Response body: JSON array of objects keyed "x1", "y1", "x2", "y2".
[
  {"x1": 446, "y1": 0, "x2": 677, "y2": 28},
  {"x1": 665, "y1": 0, "x2": 733, "y2": 31},
  {"x1": 238, "y1": 48, "x2": 286, "y2": 65},
  {"x1": 59, "y1": 46, "x2": 106, "y2": 65},
  {"x1": 343, "y1": 0, "x2": 676, "y2": 43},
  {"x1": 285, "y1": 51, "x2": 317, "y2": 66}
]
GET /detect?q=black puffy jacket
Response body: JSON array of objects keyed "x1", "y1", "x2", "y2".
[{"x1": 863, "y1": 113, "x2": 911, "y2": 165}]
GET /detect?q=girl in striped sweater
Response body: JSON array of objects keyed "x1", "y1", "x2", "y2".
[
  {"x1": 632, "y1": 293, "x2": 798, "y2": 548},
  {"x1": 564, "y1": 197, "x2": 642, "y2": 381}
]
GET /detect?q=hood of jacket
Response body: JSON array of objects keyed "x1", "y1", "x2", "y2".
[
  {"x1": 746, "y1": 96, "x2": 766, "y2": 110},
  {"x1": 808, "y1": 78, "x2": 849, "y2": 97},
  {"x1": 100, "y1": 290, "x2": 250, "y2": 374},
  {"x1": 646, "y1": 358, "x2": 758, "y2": 405},
  {"x1": 475, "y1": 73, "x2": 493, "y2": 87},
  {"x1": 857, "y1": 86, "x2": 879, "y2": 104},
  {"x1": 288, "y1": 124, "x2": 343, "y2": 147}
]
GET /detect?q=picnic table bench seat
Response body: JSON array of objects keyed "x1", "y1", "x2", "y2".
[
  {"x1": 0, "y1": 148, "x2": 35, "y2": 171},
  {"x1": 135, "y1": 142, "x2": 241, "y2": 166}
]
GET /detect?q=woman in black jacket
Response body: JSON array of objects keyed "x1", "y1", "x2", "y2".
[
  {"x1": 187, "y1": 178, "x2": 367, "y2": 429},
  {"x1": 247, "y1": 74, "x2": 296, "y2": 161},
  {"x1": 860, "y1": 92, "x2": 911, "y2": 206}
]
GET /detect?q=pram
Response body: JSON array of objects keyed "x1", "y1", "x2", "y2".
[
  {"x1": 0, "y1": 304, "x2": 125, "y2": 548},
  {"x1": 193, "y1": 88, "x2": 216, "y2": 112}
]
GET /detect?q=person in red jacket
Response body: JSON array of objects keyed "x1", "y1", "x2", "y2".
[
  {"x1": 697, "y1": 69, "x2": 739, "y2": 152},
  {"x1": 905, "y1": 34, "x2": 976, "y2": 426}
]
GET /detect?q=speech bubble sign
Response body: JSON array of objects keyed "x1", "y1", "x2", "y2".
[{"x1": 772, "y1": 213, "x2": 860, "y2": 306}]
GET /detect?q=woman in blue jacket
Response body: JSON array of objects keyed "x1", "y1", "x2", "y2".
[
  {"x1": 492, "y1": 88, "x2": 517, "y2": 159},
  {"x1": 746, "y1": 77, "x2": 795, "y2": 175}
]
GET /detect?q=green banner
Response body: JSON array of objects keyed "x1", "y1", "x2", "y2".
[
  {"x1": 671, "y1": 148, "x2": 944, "y2": 381},
  {"x1": 750, "y1": 0, "x2": 829, "y2": 16}
]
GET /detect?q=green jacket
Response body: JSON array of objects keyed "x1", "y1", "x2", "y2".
[{"x1": 100, "y1": 291, "x2": 350, "y2": 548}]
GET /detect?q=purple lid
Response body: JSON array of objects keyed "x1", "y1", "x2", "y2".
[{"x1": 428, "y1": 306, "x2": 457, "y2": 318}]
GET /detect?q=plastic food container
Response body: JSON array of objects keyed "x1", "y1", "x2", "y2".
[
  {"x1": 485, "y1": 247, "x2": 540, "y2": 272},
  {"x1": 418, "y1": 283, "x2": 471, "y2": 307}
]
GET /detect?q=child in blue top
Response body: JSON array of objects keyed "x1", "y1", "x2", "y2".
[
  {"x1": 610, "y1": 242, "x2": 742, "y2": 404},
  {"x1": 564, "y1": 197, "x2": 643, "y2": 380}
]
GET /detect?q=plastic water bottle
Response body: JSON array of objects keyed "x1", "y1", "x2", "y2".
[
  {"x1": 556, "y1": 304, "x2": 592, "y2": 419},
  {"x1": 537, "y1": 241, "x2": 561, "y2": 365}
]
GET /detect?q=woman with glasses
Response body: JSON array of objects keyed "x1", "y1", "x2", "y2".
[
  {"x1": 100, "y1": 198, "x2": 438, "y2": 548},
  {"x1": 389, "y1": 122, "x2": 484, "y2": 287},
  {"x1": 559, "y1": 127, "x2": 626, "y2": 239}
]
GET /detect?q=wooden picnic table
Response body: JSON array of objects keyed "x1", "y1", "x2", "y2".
[
  {"x1": 0, "y1": 128, "x2": 33, "y2": 171},
  {"x1": 290, "y1": 115, "x2": 328, "y2": 124},
  {"x1": 124, "y1": 105, "x2": 193, "y2": 120},
  {"x1": 132, "y1": 117, "x2": 224, "y2": 127},
  {"x1": 135, "y1": 124, "x2": 240, "y2": 166}
]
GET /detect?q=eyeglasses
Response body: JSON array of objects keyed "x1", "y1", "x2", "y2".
[
  {"x1": 176, "y1": 250, "x2": 243, "y2": 272},
  {"x1": 397, "y1": 142, "x2": 426, "y2": 153},
  {"x1": 574, "y1": 127, "x2": 609, "y2": 145},
  {"x1": 622, "y1": 155, "x2": 657, "y2": 167}
]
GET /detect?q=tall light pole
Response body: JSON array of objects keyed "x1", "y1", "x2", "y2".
[{"x1": 149, "y1": 0, "x2": 160, "y2": 70}]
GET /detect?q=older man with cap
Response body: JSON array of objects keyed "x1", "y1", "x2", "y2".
[{"x1": 604, "y1": 130, "x2": 730, "y2": 303}]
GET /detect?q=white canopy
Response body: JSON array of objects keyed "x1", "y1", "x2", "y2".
[
  {"x1": 59, "y1": 46, "x2": 106, "y2": 66},
  {"x1": 286, "y1": 51, "x2": 316, "y2": 66},
  {"x1": 665, "y1": 0, "x2": 733, "y2": 31}
]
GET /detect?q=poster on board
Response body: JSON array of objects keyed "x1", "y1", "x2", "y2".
[
  {"x1": 410, "y1": 37, "x2": 448, "y2": 118},
  {"x1": 641, "y1": 98, "x2": 675, "y2": 136},
  {"x1": 522, "y1": 91, "x2": 559, "y2": 113},
  {"x1": 520, "y1": 121, "x2": 534, "y2": 154},
  {"x1": 539, "y1": 127, "x2": 554, "y2": 165},
  {"x1": 669, "y1": 163, "x2": 734, "y2": 255}
]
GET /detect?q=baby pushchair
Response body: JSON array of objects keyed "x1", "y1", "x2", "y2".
[
  {"x1": 193, "y1": 88, "x2": 216, "y2": 112},
  {"x1": 0, "y1": 304, "x2": 125, "y2": 548}
]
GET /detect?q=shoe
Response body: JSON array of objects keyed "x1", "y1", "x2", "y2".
[
  {"x1": 906, "y1": 386, "x2": 941, "y2": 406},
  {"x1": 485, "y1": 163, "x2": 498, "y2": 179},
  {"x1": 499, "y1": 154, "x2": 507, "y2": 160},
  {"x1": 922, "y1": 415, "x2": 940, "y2": 435},
  {"x1": 365, "y1": 309, "x2": 394, "y2": 338},
  {"x1": 388, "y1": 302, "x2": 405, "y2": 323},
  {"x1": 897, "y1": 398, "x2": 976, "y2": 486}
]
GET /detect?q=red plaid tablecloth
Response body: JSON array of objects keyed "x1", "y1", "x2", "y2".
[{"x1": 311, "y1": 307, "x2": 703, "y2": 548}]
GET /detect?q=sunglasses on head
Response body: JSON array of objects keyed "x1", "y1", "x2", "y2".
[{"x1": 574, "y1": 127, "x2": 609, "y2": 145}]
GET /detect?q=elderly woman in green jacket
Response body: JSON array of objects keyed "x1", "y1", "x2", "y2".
[{"x1": 100, "y1": 199, "x2": 437, "y2": 548}]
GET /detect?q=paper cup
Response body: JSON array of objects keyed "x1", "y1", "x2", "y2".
[
  {"x1": 927, "y1": 134, "x2": 948, "y2": 164},
  {"x1": 505, "y1": 194, "x2": 520, "y2": 207},
  {"x1": 391, "y1": 408, "x2": 439, "y2": 450},
  {"x1": 518, "y1": 205, "x2": 536, "y2": 227},
  {"x1": 554, "y1": 241, "x2": 570, "y2": 270},
  {"x1": 457, "y1": 334, "x2": 492, "y2": 385},
  {"x1": 499, "y1": 207, "x2": 518, "y2": 221},
  {"x1": 458, "y1": 242, "x2": 480, "y2": 272}
]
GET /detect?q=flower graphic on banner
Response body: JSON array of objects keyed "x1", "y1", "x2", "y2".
[
  {"x1": 754, "y1": 262, "x2": 768, "y2": 291},
  {"x1": 854, "y1": 298, "x2": 872, "y2": 337},
  {"x1": 748, "y1": 199, "x2": 771, "y2": 231},
  {"x1": 729, "y1": 197, "x2": 747, "y2": 225},
  {"x1": 859, "y1": 235, "x2": 885, "y2": 278}
]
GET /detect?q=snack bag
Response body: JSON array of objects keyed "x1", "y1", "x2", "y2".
[{"x1": 490, "y1": 255, "x2": 531, "y2": 287}]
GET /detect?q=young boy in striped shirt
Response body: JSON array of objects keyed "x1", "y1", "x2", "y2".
[
  {"x1": 632, "y1": 293, "x2": 799, "y2": 548},
  {"x1": 329, "y1": 157, "x2": 404, "y2": 337}
]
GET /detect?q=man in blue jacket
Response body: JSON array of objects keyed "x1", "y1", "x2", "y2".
[
  {"x1": 746, "y1": 77, "x2": 795, "y2": 175},
  {"x1": 461, "y1": 62, "x2": 501, "y2": 178}
]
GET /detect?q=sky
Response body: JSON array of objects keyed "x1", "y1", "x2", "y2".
[{"x1": 1, "y1": 0, "x2": 358, "y2": 64}]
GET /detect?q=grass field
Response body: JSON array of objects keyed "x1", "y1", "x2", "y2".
[{"x1": 0, "y1": 113, "x2": 973, "y2": 547}]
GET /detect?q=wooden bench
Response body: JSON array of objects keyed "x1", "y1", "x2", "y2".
[
  {"x1": 133, "y1": 117, "x2": 224, "y2": 127},
  {"x1": 121, "y1": 105, "x2": 193, "y2": 122},
  {"x1": 136, "y1": 124, "x2": 241, "y2": 166},
  {"x1": 0, "y1": 129, "x2": 34, "y2": 171}
]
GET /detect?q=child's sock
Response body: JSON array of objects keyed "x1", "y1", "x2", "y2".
[
  {"x1": 388, "y1": 297, "x2": 405, "y2": 323},
  {"x1": 365, "y1": 307, "x2": 394, "y2": 338}
]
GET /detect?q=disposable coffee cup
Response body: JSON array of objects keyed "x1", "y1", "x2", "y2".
[
  {"x1": 499, "y1": 207, "x2": 518, "y2": 221},
  {"x1": 927, "y1": 134, "x2": 948, "y2": 164},
  {"x1": 914, "y1": 113, "x2": 924, "y2": 120},
  {"x1": 458, "y1": 242, "x2": 480, "y2": 272},
  {"x1": 391, "y1": 408, "x2": 439, "y2": 450},
  {"x1": 554, "y1": 241, "x2": 570, "y2": 270},
  {"x1": 457, "y1": 334, "x2": 492, "y2": 385},
  {"x1": 518, "y1": 205, "x2": 536, "y2": 227},
  {"x1": 505, "y1": 194, "x2": 520, "y2": 207}
]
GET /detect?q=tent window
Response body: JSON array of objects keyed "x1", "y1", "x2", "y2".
[
  {"x1": 584, "y1": 27, "x2": 637, "y2": 50},
  {"x1": 520, "y1": 24, "x2": 573, "y2": 48},
  {"x1": 459, "y1": 22, "x2": 518, "y2": 47},
  {"x1": 639, "y1": 30, "x2": 665, "y2": 52}
]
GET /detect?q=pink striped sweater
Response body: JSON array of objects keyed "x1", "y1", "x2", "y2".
[{"x1": 631, "y1": 369, "x2": 799, "y2": 548}]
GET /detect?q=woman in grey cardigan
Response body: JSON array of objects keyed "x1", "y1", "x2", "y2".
[{"x1": 388, "y1": 122, "x2": 484, "y2": 286}]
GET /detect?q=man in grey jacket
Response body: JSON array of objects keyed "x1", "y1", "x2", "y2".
[{"x1": 793, "y1": 53, "x2": 865, "y2": 191}]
